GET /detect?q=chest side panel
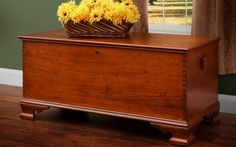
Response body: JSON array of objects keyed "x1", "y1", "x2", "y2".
[
  {"x1": 186, "y1": 42, "x2": 219, "y2": 121},
  {"x1": 23, "y1": 41, "x2": 186, "y2": 121}
]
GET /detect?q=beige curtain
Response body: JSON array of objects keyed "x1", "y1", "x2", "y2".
[
  {"x1": 131, "y1": 0, "x2": 148, "y2": 33},
  {"x1": 192, "y1": 0, "x2": 236, "y2": 74}
]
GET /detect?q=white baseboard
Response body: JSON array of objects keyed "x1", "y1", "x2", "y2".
[
  {"x1": 219, "y1": 94, "x2": 236, "y2": 114},
  {"x1": 0, "y1": 68, "x2": 22, "y2": 87},
  {"x1": 0, "y1": 68, "x2": 236, "y2": 114}
]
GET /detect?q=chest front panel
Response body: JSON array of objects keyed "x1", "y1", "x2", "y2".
[{"x1": 23, "y1": 41, "x2": 187, "y2": 121}]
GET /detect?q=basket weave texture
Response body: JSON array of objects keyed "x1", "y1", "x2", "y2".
[{"x1": 64, "y1": 19, "x2": 133, "y2": 38}]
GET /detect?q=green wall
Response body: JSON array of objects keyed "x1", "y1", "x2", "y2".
[
  {"x1": 219, "y1": 75, "x2": 236, "y2": 95},
  {"x1": 0, "y1": 1, "x2": 235, "y2": 95},
  {"x1": 0, "y1": 0, "x2": 62, "y2": 69}
]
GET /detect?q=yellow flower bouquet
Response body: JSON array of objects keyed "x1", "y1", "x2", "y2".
[{"x1": 57, "y1": 0, "x2": 140, "y2": 37}]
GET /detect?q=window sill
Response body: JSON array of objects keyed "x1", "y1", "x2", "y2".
[{"x1": 148, "y1": 24, "x2": 192, "y2": 35}]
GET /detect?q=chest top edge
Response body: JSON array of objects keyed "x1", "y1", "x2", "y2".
[{"x1": 18, "y1": 29, "x2": 219, "y2": 53}]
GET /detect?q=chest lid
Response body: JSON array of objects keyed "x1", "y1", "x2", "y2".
[{"x1": 19, "y1": 30, "x2": 219, "y2": 53}]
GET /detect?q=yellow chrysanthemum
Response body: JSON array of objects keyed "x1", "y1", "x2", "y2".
[
  {"x1": 57, "y1": 0, "x2": 140, "y2": 25},
  {"x1": 81, "y1": 0, "x2": 97, "y2": 4},
  {"x1": 57, "y1": 0, "x2": 77, "y2": 24},
  {"x1": 71, "y1": 4, "x2": 90, "y2": 23},
  {"x1": 125, "y1": 5, "x2": 140, "y2": 23},
  {"x1": 89, "y1": 7, "x2": 103, "y2": 24},
  {"x1": 102, "y1": 0, "x2": 113, "y2": 14},
  {"x1": 103, "y1": 2, "x2": 115, "y2": 20},
  {"x1": 81, "y1": 0, "x2": 98, "y2": 7},
  {"x1": 121, "y1": 0, "x2": 134, "y2": 6},
  {"x1": 104, "y1": 2, "x2": 128, "y2": 25}
]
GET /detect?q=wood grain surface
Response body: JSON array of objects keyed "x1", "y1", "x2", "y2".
[
  {"x1": 23, "y1": 41, "x2": 186, "y2": 121},
  {"x1": 186, "y1": 42, "x2": 219, "y2": 121}
]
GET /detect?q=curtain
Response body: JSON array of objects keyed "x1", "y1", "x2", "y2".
[
  {"x1": 131, "y1": 0, "x2": 148, "y2": 33},
  {"x1": 192, "y1": 0, "x2": 236, "y2": 74}
]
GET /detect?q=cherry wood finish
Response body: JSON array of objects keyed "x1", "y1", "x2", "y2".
[
  {"x1": 19, "y1": 30, "x2": 220, "y2": 146},
  {"x1": 20, "y1": 103, "x2": 49, "y2": 120}
]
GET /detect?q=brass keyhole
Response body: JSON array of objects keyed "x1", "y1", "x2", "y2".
[{"x1": 96, "y1": 50, "x2": 100, "y2": 55}]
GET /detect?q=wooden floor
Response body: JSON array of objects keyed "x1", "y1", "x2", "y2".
[{"x1": 0, "y1": 85, "x2": 236, "y2": 147}]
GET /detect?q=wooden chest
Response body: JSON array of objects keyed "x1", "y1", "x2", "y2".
[{"x1": 19, "y1": 30, "x2": 220, "y2": 146}]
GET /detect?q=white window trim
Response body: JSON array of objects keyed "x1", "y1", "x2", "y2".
[
  {"x1": 148, "y1": 0, "x2": 192, "y2": 35},
  {"x1": 149, "y1": 24, "x2": 192, "y2": 35}
]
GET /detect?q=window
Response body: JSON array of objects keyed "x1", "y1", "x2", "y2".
[{"x1": 148, "y1": 0, "x2": 193, "y2": 35}]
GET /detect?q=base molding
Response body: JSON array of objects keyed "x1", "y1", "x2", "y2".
[
  {"x1": 151, "y1": 122, "x2": 196, "y2": 146},
  {"x1": 20, "y1": 102, "x2": 49, "y2": 120},
  {"x1": 150, "y1": 103, "x2": 219, "y2": 146},
  {"x1": 20, "y1": 98, "x2": 220, "y2": 146},
  {"x1": 20, "y1": 98, "x2": 187, "y2": 127}
]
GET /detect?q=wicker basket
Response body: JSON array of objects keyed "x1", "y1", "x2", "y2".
[{"x1": 64, "y1": 19, "x2": 133, "y2": 38}]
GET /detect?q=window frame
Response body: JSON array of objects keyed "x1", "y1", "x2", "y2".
[{"x1": 148, "y1": 0, "x2": 192, "y2": 35}]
